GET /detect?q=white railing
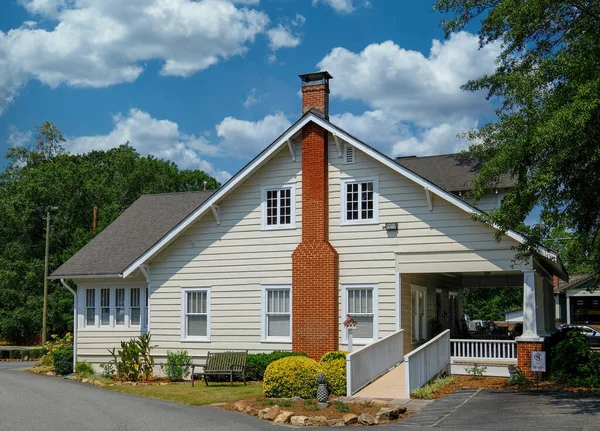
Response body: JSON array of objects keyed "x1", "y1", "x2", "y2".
[
  {"x1": 346, "y1": 329, "x2": 404, "y2": 396},
  {"x1": 404, "y1": 329, "x2": 451, "y2": 398},
  {"x1": 450, "y1": 339, "x2": 517, "y2": 363}
]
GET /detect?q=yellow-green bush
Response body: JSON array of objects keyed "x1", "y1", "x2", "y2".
[
  {"x1": 263, "y1": 356, "x2": 320, "y2": 398},
  {"x1": 40, "y1": 333, "x2": 73, "y2": 367},
  {"x1": 320, "y1": 358, "x2": 346, "y2": 395},
  {"x1": 320, "y1": 351, "x2": 348, "y2": 363}
]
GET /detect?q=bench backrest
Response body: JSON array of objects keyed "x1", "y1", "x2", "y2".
[{"x1": 205, "y1": 351, "x2": 248, "y2": 372}]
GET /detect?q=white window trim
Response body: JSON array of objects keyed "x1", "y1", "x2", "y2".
[
  {"x1": 180, "y1": 287, "x2": 211, "y2": 342},
  {"x1": 261, "y1": 285, "x2": 293, "y2": 343},
  {"x1": 340, "y1": 177, "x2": 379, "y2": 225},
  {"x1": 78, "y1": 285, "x2": 145, "y2": 331},
  {"x1": 260, "y1": 184, "x2": 297, "y2": 230},
  {"x1": 411, "y1": 285, "x2": 427, "y2": 342},
  {"x1": 341, "y1": 283, "x2": 379, "y2": 345}
]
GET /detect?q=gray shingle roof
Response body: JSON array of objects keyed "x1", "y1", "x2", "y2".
[
  {"x1": 396, "y1": 154, "x2": 516, "y2": 192},
  {"x1": 50, "y1": 191, "x2": 214, "y2": 278},
  {"x1": 554, "y1": 274, "x2": 595, "y2": 294}
]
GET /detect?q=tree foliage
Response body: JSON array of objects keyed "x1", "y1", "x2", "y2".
[
  {"x1": 463, "y1": 287, "x2": 522, "y2": 321},
  {"x1": 434, "y1": 0, "x2": 600, "y2": 275},
  {"x1": 0, "y1": 122, "x2": 219, "y2": 343}
]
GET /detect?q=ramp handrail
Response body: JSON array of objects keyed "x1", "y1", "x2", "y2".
[{"x1": 404, "y1": 329, "x2": 451, "y2": 398}]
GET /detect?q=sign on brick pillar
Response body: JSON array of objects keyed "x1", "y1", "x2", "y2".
[{"x1": 516, "y1": 341, "x2": 544, "y2": 380}]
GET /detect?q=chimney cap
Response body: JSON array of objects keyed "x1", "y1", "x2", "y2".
[{"x1": 299, "y1": 71, "x2": 333, "y2": 86}]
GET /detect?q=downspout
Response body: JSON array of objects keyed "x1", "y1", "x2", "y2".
[
  {"x1": 139, "y1": 265, "x2": 151, "y2": 333},
  {"x1": 60, "y1": 279, "x2": 77, "y2": 370}
]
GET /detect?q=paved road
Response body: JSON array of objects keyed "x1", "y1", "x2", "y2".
[{"x1": 1, "y1": 363, "x2": 600, "y2": 431}]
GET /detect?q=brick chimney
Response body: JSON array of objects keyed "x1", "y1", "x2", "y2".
[
  {"x1": 292, "y1": 71, "x2": 339, "y2": 359},
  {"x1": 299, "y1": 71, "x2": 332, "y2": 119}
]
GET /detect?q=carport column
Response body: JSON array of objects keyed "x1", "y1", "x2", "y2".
[
  {"x1": 516, "y1": 269, "x2": 545, "y2": 379},
  {"x1": 544, "y1": 280, "x2": 557, "y2": 334}
]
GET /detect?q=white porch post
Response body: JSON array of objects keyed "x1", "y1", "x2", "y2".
[
  {"x1": 521, "y1": 270, "x2": 538, "y2": 338},
  {"x1": 535, "y1": 274, "x2": 549, "y2": 337},
  {"x1": 545, "y1": 280, "x2": 556, "y2": 334},
  {"x1": 566, "y1": 293, "x2": 572, "y2": 324}
]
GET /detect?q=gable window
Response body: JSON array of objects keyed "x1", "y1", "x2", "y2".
[
  {"x1": 412, "y1": 285, "x2": 427, "y2": 342},
  {"x1": 342, "y1": 284, "x2": 378, "y2": 344},
  {"x1": 341, "y1": 178, "x2": 378, "y2": 225},
  {"x1": 85, "y1": 289, "x2": 96, "y2": 327},
  {"x1": 79, "y1": 286, "x2": 146, "y2": 331},
  {"x1": 261, "y1": 185, "x2": 296, "y2": 230},
  {"x1": 343, "y1": 145, "x2": 356, "y2": 164},
  {"x1": 181, "y1": 288, "x2": 210, "y2": 341},
  {"x1": 130, "y1": 288, "x2": 141, "y2": 326},
  {"x1": 261, "y1": 286, "x2": 292, "y2": 342}
]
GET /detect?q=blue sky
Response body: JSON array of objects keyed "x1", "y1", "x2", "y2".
[{"x1": 0, "y1": 0, "x2": 500, "y2": 183}]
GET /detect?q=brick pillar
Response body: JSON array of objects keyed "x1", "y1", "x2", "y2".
[
  {"x1": 292, "y1": 121, "x2": 339, "y2": 360},
  {"x1": 517, "y1": 340, "x2": 544, "y2": 380},
  {"x1": 302, "y1": 84, "x2": 329, "y2": 118}
]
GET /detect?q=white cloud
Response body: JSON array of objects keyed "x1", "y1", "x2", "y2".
[
  {"x1": 391, "y1": 118, "x2": 478, "y2": 156},
  {"x1": 312, "y1": 0, "x2": 355, "y2": 14},
  {"x1": 267, "y1": 24, "x2": 301, "y2": 50},
  {"x1": 216, "y1": 112, "x2": 291, "y2": 158},
  {"x1": 318, "y1": 32, "x2": 501, "y2": 127},
  {"x1": 7, "y1": 125, "x2": 33, "y2": 148},
  {"x1": 292, "y1": 13, "x2": 306, "y2": 27},
  {"x1": 243, "y1": 88, "x2": 267, "y2": 108},
  {"x1": 0, "y1": 0, "x2": 271, "y2": 113},
  {"x1": 68, "y1": 109, "x2": 230, "y2": 183}
]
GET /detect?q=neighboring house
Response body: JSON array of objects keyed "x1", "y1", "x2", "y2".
[
  {"x1": 50, "y1": 71, "x2": 567, "y2": 371},
  {"x1": 504, "y1": 309, "x2": 524, "y2": 323},
  {"x1": 554, "y1": 274, "x2": 599, "y2": 324}
]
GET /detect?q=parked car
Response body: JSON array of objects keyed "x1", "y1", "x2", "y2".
[{"x1": 557, "y1": 324, "x2": 600, "y2": 347}]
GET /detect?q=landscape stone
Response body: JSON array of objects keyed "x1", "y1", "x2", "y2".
[
  {"x1": 358, "y1": 413, "x2": 378, "y2": 426},
  {"x1": 46, "y1": 371, "x2": 56, "y2": 377},
  {"x1": 371, "y1": 399, "x2": 389, "y2": 407},
  {"x1": 233, "y1": 401, "x2": 248, "y2": 412},
  {"x1": 258, "y1": 408, "x2": 270, "y2": 419},
  {"x1": 273, "y1": 411, "x2": 293, "y2": 424},
  {"x1": 81, "y1": 378, "x2": 89, "y2": 384},
  {"x1": 308, "y1": 416, "x2": 327, "y2": 426},
  {"x1": 376, "y1": 407, "x2": 404, "y2": 421},
  {"x1": 291, "y1": 396, "x2": 304, "y2": 402},
  {"x1": 290, "y1": 416, "x2": 309, "y2": 426},
  {"x1": 244, "y1": 406, "x2": 256, "y2": 416},
  {"x1": 327, "y1": 419, "x2": 345, "y2": 427},
  {"x1": 262, "y1": 405, "x2": 280, "y2": 421},
  {"x1": 343, "y1": 413, "x2": 358, "y2": 425},
  {"x1": 115, "y1": 381, "x2": 122, "y2": 386}
]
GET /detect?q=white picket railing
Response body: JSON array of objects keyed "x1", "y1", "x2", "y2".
[
  {"x1": 450, "y1": 339, "x2": 517, "y2": 363},
  {"x1": 404, "y1": 329, "x2": 451, "y2": 398},
  {"x1": 346, "y1": 329, "x2": 404, "y2": 396}
]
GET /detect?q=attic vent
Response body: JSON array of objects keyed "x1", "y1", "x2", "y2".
[{"x1": 343, "y1": 145, "x2": 356, "y2": 164}]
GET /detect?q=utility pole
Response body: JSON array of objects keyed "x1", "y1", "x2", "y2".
[{"x1": 42, "y1": 206, "x2": 58, "y2": 345}]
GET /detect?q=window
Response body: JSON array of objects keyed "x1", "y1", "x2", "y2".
[
  {"x1": 85, "y1": 289, "x2": 96, "y2": 327},
  {"x1": 181, "y1": 288, "x2": 210, "y2": 341},
  {"x1": 115, "y1": 288, "x2": 125, "y2": 326},
  {"x1": 262, "y1": 286, "x2": 292, "y2": 342},
  {"x1": 343, "y1": 145, "x2": 356, "y2": 164},
  {"x1": 130, "y1": 288, "x2": 141, "y2": 326},
  {"x1": 412, "y1": 285, "x2": 427, "y2": 342},
  {"x1": 341, "y1": 178, "x2": 378, "y2": 224},
  {"x1": 342, "y1": 284, "x2": 378, "y2": 344},
  {"x1": 80, "y1": 286, "x2": 145, "y2": 330},
  {"x1": 261, "y1": 185, "x2": 296, "y2": 229},
  {"x1": 100, "y1": 288, "x2": 111, "y2": 326}
]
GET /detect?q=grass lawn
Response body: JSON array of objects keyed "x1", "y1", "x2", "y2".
[{"x1": 105, "y1": 381, "x2": 263, "y2": 406}]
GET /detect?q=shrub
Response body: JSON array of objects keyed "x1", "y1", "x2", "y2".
[
  {"x1": 245, "y1": 351, "x2": 308, "y2": 381},
  {"x1": 24, "y1": 348, "x2": 45, "y2": 359},
  {"x1": 320, "y1": 358, "x2": 346, "y2": 395},
  {"x1": 40, "y1": 333, "x2": 73, "y2": 367},
  {"x1": 100, "y1": 362, "x2": 116, "y2": 379},
  {"x1": 465, "y1": 363, "x2": 487, "y2": 378},
  {"x1": 75, "y1": 361, "x2": 94, "y2": 377},
  {"x1": 164, "y1": 350, "x2": 193, "y2": 382},
  {"x1": 320, "y1": 351, "x2": 348, "y2": 363},
  {"x1": 9, "y1": 350, "x2": 22, "y2": 359},
  {"x1": 263, "y1": 356, "x2": 320, "y2": 398},
  {"x1": 53, "y1": 349, "x2": 73, "y2": 375},
  {"x1": 551, "y1": 332, "x2": 593, "y2": 383},
  {"x1": 107, "y1": 333, "x2": 156, "y2": 381},
  {"x1": 335, "y1": 401, "x2": 350, "y2": 413},
  {"x1": 411, "y1": 376, "x2": 455, "y2": 399}
]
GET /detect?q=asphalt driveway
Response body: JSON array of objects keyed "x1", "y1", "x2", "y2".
[{"x1": 1, "y1": 363, "x2": 600, "y2": 431}]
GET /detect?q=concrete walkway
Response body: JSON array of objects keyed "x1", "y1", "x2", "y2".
[{"x1": 354, "y1": 362, "x2": 407, "y2": 399}]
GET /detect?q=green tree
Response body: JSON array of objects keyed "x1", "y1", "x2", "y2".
[
  {"x1": 0, "y1": 122, "x2": 220, "y2": 344},
  {"x1": 433, "y1": 0, "x2": 600, "y2": 275},
  {"x1": 463, "y1": 287, "x2": 522, "y2": 321}
]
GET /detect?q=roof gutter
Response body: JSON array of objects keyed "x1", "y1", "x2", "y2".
[
  {"x1": 59, "y1": 279, "x2": 77, "y2": 371},
  {"x1": 48, "y1": 273, "x2": 122, "y2": 280}
]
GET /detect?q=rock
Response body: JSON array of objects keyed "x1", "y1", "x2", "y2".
[
  {"x1": 308, "y1": 416, "x2": 328, "y2": 426},
  {"x1": 115, "y1": 381, "x2": 122, "y2": 386},
  {"x1": 93, "y1": 381, "x2": 104, "y2": 387},
  {"x1": 376, "y1": 407, "x2": 403, "y2": 421},
  {"x1": 159, "y1": 382, "x2": 168, "y2": 386},
  {"x1": 327, "y1": 419, "x2": 345, "y2": 427},
  {"x1": 273, "y1": 411, "x2": 293, "y2": 424},
  {"x1": 262, "y1": 405, "x2": 280, "y2": 421},
  {"x1": 258, "y1": 408, "x2": 270, "y2": 419},
  {"x1": 132, "y1": 382, "x2": 137, "y2": 386},
  {"x1": 343, "y1": 413, "x2": 358, "y2": 425},
  {"x1": 244, "y1": 407, "x2": 256, "y2": 416},
  {"x1": 81, "y1": 378, "x2": 89, "y2": 384},
  {"x1": 233, "y1": 401, "x2": 248, "y2": 412},
  {"x1": 358, "y1": 413, "x2": 378, "y2": 426},
  {"x1": 46, "y1": 371, "x2": 56, "y2": 377},
  {"x1": 290, "y1": 416, "x2": 309, "y2": 426},
  {"x1": 291, "y1": 396, "x2": 304, "y2": 402},
  {"x1": 371, "y1": 399, "x2": 389, "y2": 407}
]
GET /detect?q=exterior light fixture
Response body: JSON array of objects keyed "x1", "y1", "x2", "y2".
[{"x1": 383, "y1": 222, "x2": 398, "y2": 231}]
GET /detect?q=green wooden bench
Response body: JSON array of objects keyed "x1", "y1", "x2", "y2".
[{"x1": 191, "y1": 351, "x2": 248, "y2": 387}]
